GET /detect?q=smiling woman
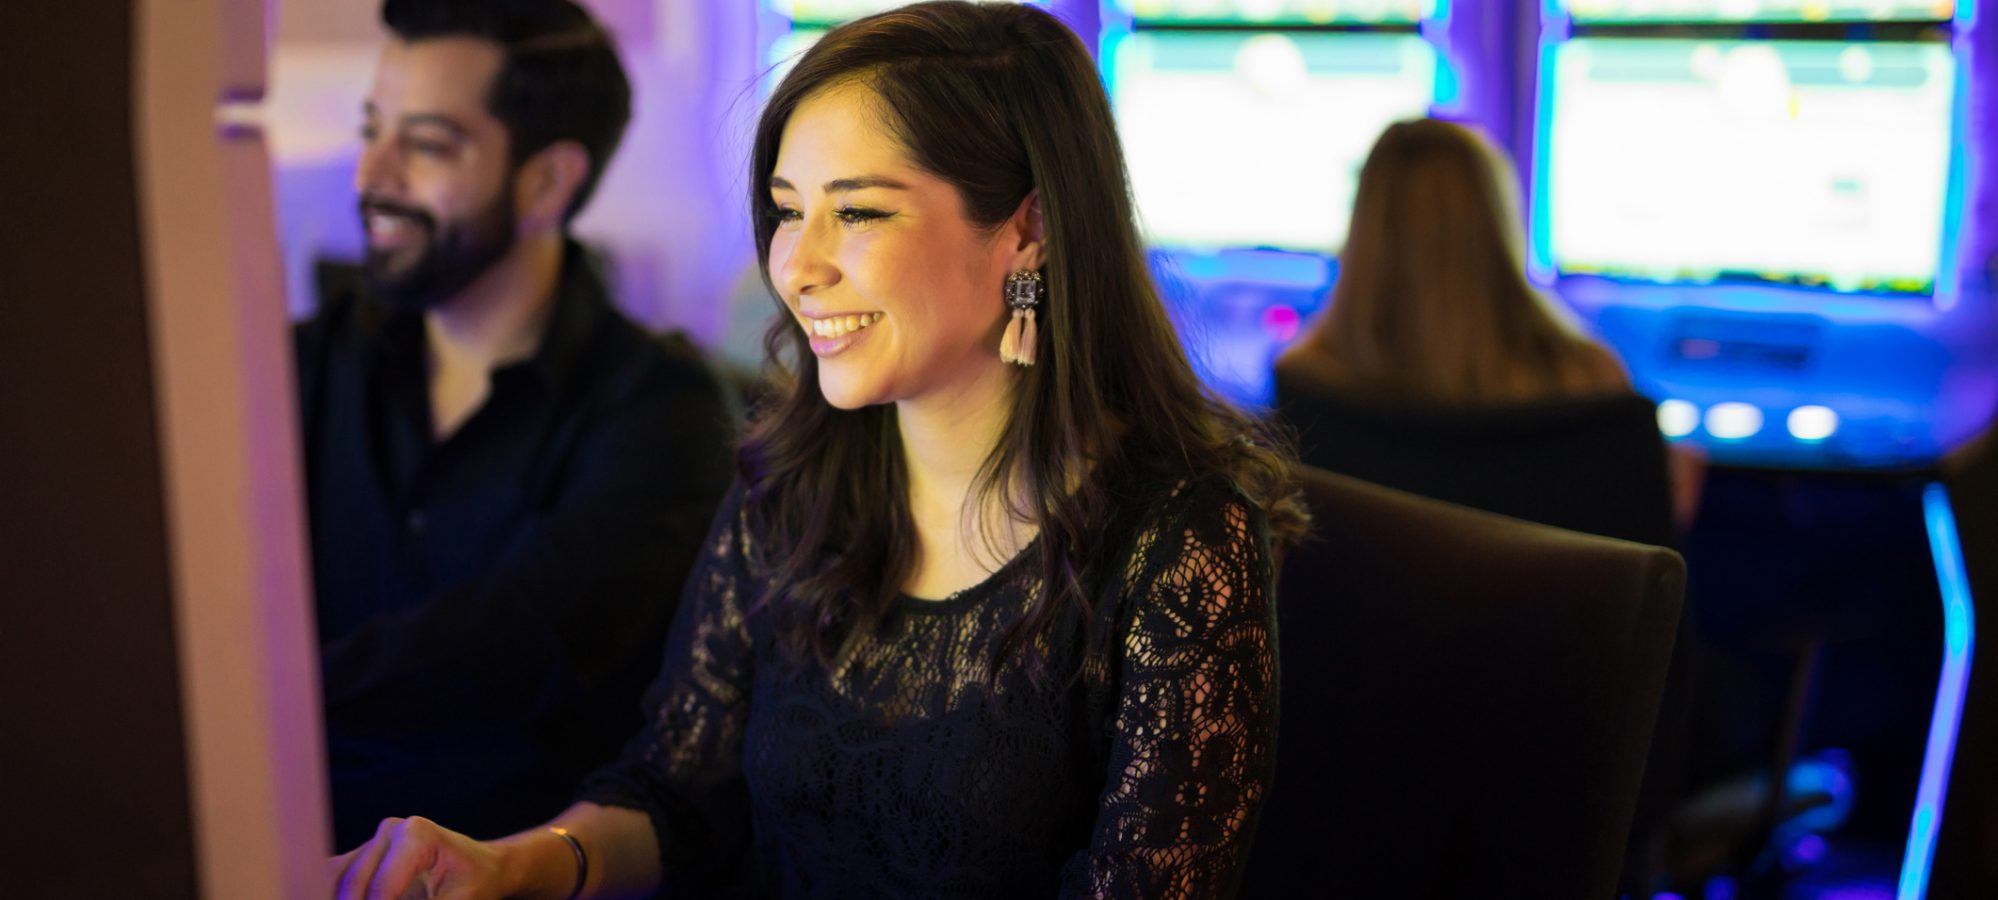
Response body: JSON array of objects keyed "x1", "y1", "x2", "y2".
[
  {"x1": 763, "y1": 80, "x2": 1032, "y2": 415},
  {"x1": 329, "y1": 3, "x2": 1307, "y2": 898}
]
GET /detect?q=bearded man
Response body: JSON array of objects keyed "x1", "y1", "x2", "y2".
[{"x1": 294, "y1": 0, "x2": 735, "y2": 852}]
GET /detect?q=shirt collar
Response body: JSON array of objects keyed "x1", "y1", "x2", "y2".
[
  {"x1": 511, "y1": 239, "x2": 612, "y2": 396},
  {"x1": 363, "y1": 239, "x2": 613, "y2": 396}
]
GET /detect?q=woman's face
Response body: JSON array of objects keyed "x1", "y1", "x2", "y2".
[{"x1": 767, "y1": 82, "x2": 1041, "y2": 411}]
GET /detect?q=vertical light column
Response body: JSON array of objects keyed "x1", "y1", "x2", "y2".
[
  {"x1": 1049, "y1": 0, "x2": 1101, "y2": 48},
  {"x1": 1435, "y1": 0, "x2": 1520, "y2": 155},
  {"x1": 1900, "y1": 482, "x2": 1978, "y2": 899}
]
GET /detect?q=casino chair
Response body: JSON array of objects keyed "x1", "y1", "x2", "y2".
[
  {"x1": 1241, "y1": 465, "x2": 1685, "y2": 899},
  {"x1": 1272, "y1": 376, "x2": 1678, "y2": 549},
  {"x1": 1270, "y1": 376, "x2": 1693, "y2": 889}
]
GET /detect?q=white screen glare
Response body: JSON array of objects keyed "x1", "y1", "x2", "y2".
[
  {"x1": 764, "y1": 29, "x2": 824, "y2": 93},
  {"x1": 1565, "y1": 0, "x2": 1953, "y2": 24},
  {"x1": 1787, "y1": 405, "x2": 1841, "y2": 440},
  {"x1": 1109, "y1": 31, "x2": 1439, "y2": 255},
  {"x1": 1545, "y1": 38, "x2": 1955, "y2": 295},
  {"x1": 1658, "y1": 399, "x2": 1701, "y2": 437},
  {"x1": 1112, "y1": 0, "x2": 1432, "y2": 25},
  {"x1": 1706, "y1": 402, "x2": 1766, "y2": 439}
]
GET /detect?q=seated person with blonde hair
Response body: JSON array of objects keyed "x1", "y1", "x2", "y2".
[{"x1": 1276, "y1": 117, "x2": 1701, "y2": 529}]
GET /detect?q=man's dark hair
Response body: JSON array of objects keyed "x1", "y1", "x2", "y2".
[{"x1": 383, "y1": 0, "x2": 632, "y2": 222}]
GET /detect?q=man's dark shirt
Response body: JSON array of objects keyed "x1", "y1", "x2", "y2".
[{"x1": 296, "y1": 242, "x2": 736, "y2": 850}]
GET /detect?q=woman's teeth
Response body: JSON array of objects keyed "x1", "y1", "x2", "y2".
[{"x1": 810, "y1": 313, "x2": 882, "y2": 338}]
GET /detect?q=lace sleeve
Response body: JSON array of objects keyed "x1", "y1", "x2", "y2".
[
  {"x1": 575, "y1": 482, "x2": 758, "y2": 891},
  {"x1": 1062, "y1": 492, "x2": 1280, "y2": 900}
]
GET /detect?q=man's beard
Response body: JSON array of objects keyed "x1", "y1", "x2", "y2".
[{"x1": 360, "y1": 187, "x2": 518, "y2": 313}]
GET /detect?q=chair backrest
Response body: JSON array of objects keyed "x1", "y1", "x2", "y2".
[
  {"x1": 1274, "y1": 375, "x2": 1676, "y2": 548},
  {"x1": 1242, "y1": 466, "x2": 1685, "y2": 900}
]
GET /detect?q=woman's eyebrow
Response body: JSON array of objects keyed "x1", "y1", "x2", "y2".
[
  {"x1": 824, "y1": 175, "x2": 911, "y2": 193},
  {"x1": 769, "y1": 174, "x2": 912, "y2": 193}
]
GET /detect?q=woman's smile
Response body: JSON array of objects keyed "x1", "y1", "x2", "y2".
[{"x1": 799, "y1": 309, "x2": 886, "y2": 358}]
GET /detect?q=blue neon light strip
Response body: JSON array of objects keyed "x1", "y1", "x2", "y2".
[
  {"x1": 1900, "y1": 483, "x2": 1977, "y2": 899},
  {"x1": 1421, "y1": 0, "x2": 1459, "y2": 113},
  {"x1": 1166, "y1": 249, "x2": 1331, "y2": 288},
  {"x1": 1527, "y1": 0, "x2": 1571, "y2": 282},
  {"x1": 1527, "y1": 37, "x2": 1560, "y2": 281},
  {"x1": 1931, "y1": 13, "x2": 1975, "y2": 308},
  {"x1": 1937, "y1": 0, "x2": 1983, "y2": 309}
]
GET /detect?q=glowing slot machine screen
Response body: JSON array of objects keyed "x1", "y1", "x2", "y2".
[
  {"x1": 1542, "y1": 38, "x2": 1956, "y2": 296},
  {"x1": 764, "y1": 28, "x2": 825, "y2": 93},
  {"x1": 1563, "y1": 0, "x2": 1954, "y2": 24},
  {"x1": 1110, "y1": 0, "x2": 1433, "y2": 25},
  {"x1": 1108, "y1": 31, "x2": 1440, "y2": 255},
  {"x1": 773, "y1": 0, "x2": 1045, "y2": 25}
]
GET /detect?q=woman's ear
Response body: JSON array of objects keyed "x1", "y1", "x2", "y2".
[
  {"x1": 1006, "y1": 190, "x2": 1046, "y2": 271},
  {"x1": 513, "y1": 140, "x2": 592, "y2": 233}
]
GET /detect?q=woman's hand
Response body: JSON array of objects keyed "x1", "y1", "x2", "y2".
[{"x1": 328, "y1": 816, "x2": 513, "y2": 900}]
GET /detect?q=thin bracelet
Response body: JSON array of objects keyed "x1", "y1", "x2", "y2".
[{"x1": 548, "y1": 827, "x2": 588, "y2": 900}]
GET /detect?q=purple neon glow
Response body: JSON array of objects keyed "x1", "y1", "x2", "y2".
[
  {"x1": 1818, "y1": 888, "x2": 1896, "y2": 900},
  {"x1": 1791, "y1": 833, "x2": 1831, "y2": 866},
  {"x1": 1261, "y1": 304, "x2": 1302, "y2": 343}
]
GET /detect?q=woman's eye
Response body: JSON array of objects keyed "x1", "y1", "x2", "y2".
[
  {"x1": 771, "y1": 206, "x2": 803, "y2": 225},
  {"x1": 834, "y1": 206, "x2": 891, "y2": 225}
]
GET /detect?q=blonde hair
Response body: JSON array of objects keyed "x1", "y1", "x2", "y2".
[{"x1": 1279, "y1": 118, "x2": 1623, "y2": 403}]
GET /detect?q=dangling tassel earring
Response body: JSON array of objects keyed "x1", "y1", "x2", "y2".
[{"x1": 1001, "y1": 270, "x2": 1044, "y2": 366}]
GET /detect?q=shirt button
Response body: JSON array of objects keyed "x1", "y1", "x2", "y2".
[{"x1": 405, "y1": 509, "x2": 426, "y2": 535}]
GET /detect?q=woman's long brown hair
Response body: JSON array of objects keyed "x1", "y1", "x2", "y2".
[
  {"x1": 1282, "y1": 118, "x2": 1609, "y2": 402},
  {"x1": 740, "y1": 1, "x2": 1306, "y2": 678}
]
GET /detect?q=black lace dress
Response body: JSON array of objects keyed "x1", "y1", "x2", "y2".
[{"x1": 578, "y1": 474, "x2": 1278, "y2": 898}]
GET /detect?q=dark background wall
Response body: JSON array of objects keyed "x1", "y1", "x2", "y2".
[{"x1": 0, "y1": 0, "x2": 203, "y2": 894}]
